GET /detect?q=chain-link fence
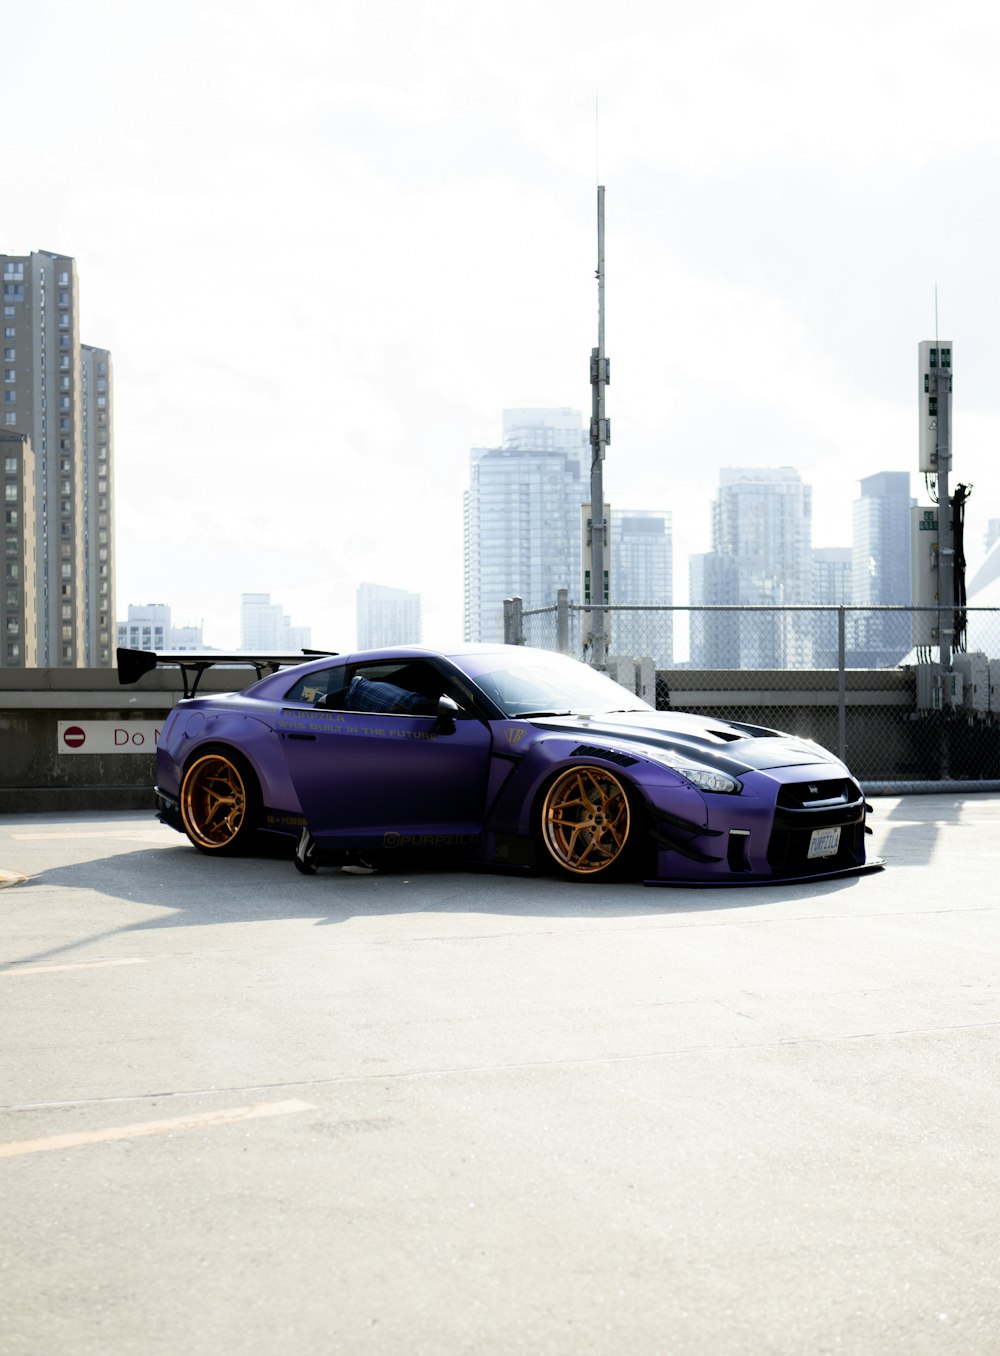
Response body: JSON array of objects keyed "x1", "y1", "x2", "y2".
[{"x1": 503, "y1": 597, "x2": 1000, "y2": 788}]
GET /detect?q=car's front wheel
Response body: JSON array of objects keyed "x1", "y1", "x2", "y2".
[
  {"x1": 179, "y1": 748, "x2": 261, "y2": 855},
  {"x1": 538, "y1": 764, "x2": 640, "y2": 880}
]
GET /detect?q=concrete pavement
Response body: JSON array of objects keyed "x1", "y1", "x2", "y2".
[{"x1": 1, "y1": 797, "x2": 999, "y2": 1354}]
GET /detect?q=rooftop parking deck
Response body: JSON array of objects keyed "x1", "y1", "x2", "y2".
[{"x1": 2, "y1": 797, "x2": 999, "y2": 1354}]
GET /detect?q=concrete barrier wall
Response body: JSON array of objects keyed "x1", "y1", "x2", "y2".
[
  {"x1": 0, "y1": 665, "x2": 985, "y2": 813},
  {"x1": 0, "y1": 669, "x2": 259, "y2": 813}
]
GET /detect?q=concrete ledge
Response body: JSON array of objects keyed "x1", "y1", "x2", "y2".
[
  {"x1": 2, "y1": 664, "x2": 997, "y2": 810},
  {"x1": 0, "y1": 786, "x2": 158, "y2": 815}
]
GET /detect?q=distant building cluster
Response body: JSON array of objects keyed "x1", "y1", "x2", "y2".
[
  {"x1": 2, "y1": 250, "x2": 114, "y2": 668},
  {"x1": 116, "y1": 603, "x2": 203, "y2": 653},
  {"x1": 462, "y1": 409, "x2": 920, "y2": 670},
  {"x1": 115, "y1": 594, "x2": 313, "y2": 656},
  {"x1": 689, "y1": 467, "x2": 915, "y2": 668}
]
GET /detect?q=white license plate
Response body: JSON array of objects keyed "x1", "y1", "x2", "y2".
[{"x1": 807, "y1": 826, "x2": 841, "y2": 859}]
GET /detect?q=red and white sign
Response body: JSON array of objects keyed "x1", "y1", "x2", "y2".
[{"x1": 57, "y1": 721, "x2": 162, "y2": 755}]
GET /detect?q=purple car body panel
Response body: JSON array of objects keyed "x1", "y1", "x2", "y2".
[
  {"x1": 278, "y1": 708, "x2": 492, "y2": 847},
  {"x1": 146, "y1": 643, "x2": 879, "y2": 885}
]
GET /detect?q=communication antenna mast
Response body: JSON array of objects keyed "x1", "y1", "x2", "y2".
[
  {"x1": 588, "y1": 185, "x2": 610, "y2": 667},
  {"x1": 917, "y1": 334, "x2": 954, "y2": 676}
]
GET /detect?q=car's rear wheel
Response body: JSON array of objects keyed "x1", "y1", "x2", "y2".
[
  {"x1": 539, "y1": 764, "x2": 640, "y2": 880},
  {"x1": 179, "y1": 748, "x2": 261, "y2": 855}
]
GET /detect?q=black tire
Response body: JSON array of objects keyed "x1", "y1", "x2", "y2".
[
  {"x1": 179, "y1": 746, "x2": 262, "y2": 855},
  {"x1": 537, "y1": 764, "x2": 642, "y2": 881}
]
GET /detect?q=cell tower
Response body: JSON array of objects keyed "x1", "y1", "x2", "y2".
[
  {"x1": 583, "y1": 185, "x2": 611, "y2": 667},
  {"x1": 913, "y1": 339, "x2": 971, "y2": 715}
]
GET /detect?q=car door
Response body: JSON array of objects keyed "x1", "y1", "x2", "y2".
[{"x1": 276, "y1": 658, "x2": 493, "y2": 851}]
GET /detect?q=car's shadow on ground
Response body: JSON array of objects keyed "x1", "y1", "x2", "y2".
[{"x1": 4, "y1": 831, "x2": 874, "y2": 972}]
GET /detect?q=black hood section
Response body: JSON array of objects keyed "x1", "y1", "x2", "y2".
[{"x1": 533, "y1": 710, "x2": 842, "y2": 775}]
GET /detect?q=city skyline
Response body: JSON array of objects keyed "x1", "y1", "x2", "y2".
[{"x1": 6, "y1": 3, "x2": 1000, "y2": 651}]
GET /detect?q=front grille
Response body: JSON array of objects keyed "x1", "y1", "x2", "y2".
[
  {"x1": 775, "y1": 778, "x2": 860, "y2": 810},
  {"x1": 767, "y1": 776, "x2": 867, "y2": 875}
]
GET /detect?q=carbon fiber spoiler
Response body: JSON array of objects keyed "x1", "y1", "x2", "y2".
[{"x1": 116, "y1": 647, "x2": 337, "y2": 700}]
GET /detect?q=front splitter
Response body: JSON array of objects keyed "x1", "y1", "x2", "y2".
[{"x1": 642, "y1": 857, "x2": 886, "y2": 888}]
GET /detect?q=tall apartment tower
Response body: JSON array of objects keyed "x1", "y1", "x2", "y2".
[
  {"x1": 463, "y1": 408, "x2": 588, "y2": 643},
  {"x1": 1, "y1": 430, "x2": 38, "y2": 666},
  {"x1": 610, "y1": 508, "x2": 674, "y2": 666},
  {"x1": 1, "y1": 251, "x2": 114, "y2": 666},
  {"x1": 356, "y1": 583, "x2": 421, "y2": 649},
  {"x1": 850, "y1": 471, "x2": 913, "y2": 666},
  {"x1": 691, "y1": 467, "x2": 812, "y2": 668}
]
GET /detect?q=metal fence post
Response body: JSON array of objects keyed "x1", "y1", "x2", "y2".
[
  {"x1": 508, "y1": 596, "x2": 524, "y2": 646},
  {"x1": 502, "y1": 598, "x2": 514, "y2": 645},
  {"x1": 837, "y1": 605, "x2": 847, "y2": 764},
  {"x1": 557, "y1": 589, "x2": 569, "y2": 654}
]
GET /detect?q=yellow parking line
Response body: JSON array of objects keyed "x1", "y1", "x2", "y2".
[
  {"x1": 1, "y1": 958, "x2": 147, "y2": 977},
  {"x1": 0, "y1": 1099, "x2": 316, "y2": 1159}
]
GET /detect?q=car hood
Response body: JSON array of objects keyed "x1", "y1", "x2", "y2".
[{"x1": 526, "y1": 710, "x2": 846, "y2": 775}]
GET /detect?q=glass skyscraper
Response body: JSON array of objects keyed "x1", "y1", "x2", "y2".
[
  {"x1": 850, "y1": 471, "x2": 913, "y2": 666},
  {"x1": 610, "y1": 508, "x2": 674, "y2": 666},
  {"x1": 690, "y1": 467, "x2": 812, "y2": 668},
  {"x1": 463, "y1": 409, "x2": 587, "y2": 643}
]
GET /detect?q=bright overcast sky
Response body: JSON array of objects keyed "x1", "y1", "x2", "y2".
[{"x1": 7, "y1": 0, "x2": 1000, "y2": 650}]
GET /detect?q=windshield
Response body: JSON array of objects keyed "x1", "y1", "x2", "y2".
[{"x1": 458, "y1": 648, "x2": 653, "y2": 718}]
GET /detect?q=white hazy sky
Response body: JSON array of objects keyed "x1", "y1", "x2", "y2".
[{"x1": 7, "y1": 0, "x2": 1000, "y2": 650}]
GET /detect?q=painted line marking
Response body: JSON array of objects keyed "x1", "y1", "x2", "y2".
[
  {"x1": 10, "y1": 830, "x2": 167, "y2": 841},
  {"x1": 0, "y1": 958, "x2": 147, "y2": 977},
  {"x1": 0, "y1": 1099, "x2": 316, "y2": 1159}
]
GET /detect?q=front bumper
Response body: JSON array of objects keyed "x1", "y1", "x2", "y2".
[{"x1": 644, "y1": 764, "x2": 875, "y2": 886}]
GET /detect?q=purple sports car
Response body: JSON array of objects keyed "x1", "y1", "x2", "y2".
[{"x1": 118, "y1": 643, "x2": 881, "y2": 886}]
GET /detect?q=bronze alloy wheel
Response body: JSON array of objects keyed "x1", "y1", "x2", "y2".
[
  {"x1": 540, "y1": 765, "x2": 632, "y2": 877},
  {"x1": 180, "y1": 751, "x2": 254, "y2": 852}
]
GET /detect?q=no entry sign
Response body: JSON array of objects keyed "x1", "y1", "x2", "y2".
[{"x1": 57, "y1": 722, "x2": 162, "y2": 755}]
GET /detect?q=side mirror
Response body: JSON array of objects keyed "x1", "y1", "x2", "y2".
[{"x1": 434, "y1": 695, "x2": 460, "y2": 734}]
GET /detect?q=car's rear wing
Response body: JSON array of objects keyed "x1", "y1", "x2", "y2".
[{"x1": 116, "y1": 648, "x2": 338, "y2": 700}]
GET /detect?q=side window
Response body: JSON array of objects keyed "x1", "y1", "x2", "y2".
[
  {"x1": 283, "y1": 665, "x2": 348, "y2": 706},
  {"x1": 342, "y1": 660, "x2": 464, "y2": 716}
]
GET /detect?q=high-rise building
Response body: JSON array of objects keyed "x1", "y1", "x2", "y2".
[
  {"x1": 116, "y1": 603, "x2": 204, "y2": 653},
  {"x1": 1, "y1": 250, "x2": 114, "y2": 666},
  {"x1": 239, "y1": 592, "x2": 311, "y2": 651},
  {"x1": 688, "y1": 551, "x2": 740, "y2": 669},
  {"x1": 1, "y1": 430, "x2": 37, "y2": 666},
  {"x1": 812, "y1": 547, "x2": 852, "y2": 603},
  {"x1": 356, "y1": 583, "x2": 421, "y2": 649},
  {"x1": 690, "y1": 467, "x2": 812, "y2": 668},
  {"x1": 463, "y1": 409, "x2": 588, "y2": 643},
  {"x1": 850, "y1": 471, "x2": 912, "y2": 666},
  {"x1": 811, "y1": 546, "x2": 852, "y2": 667},
  {"x1": 610, "y1": 508, "x2": 673, "y2": 666}
]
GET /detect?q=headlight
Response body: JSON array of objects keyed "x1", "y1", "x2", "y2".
[{"x1": 641, "y1": 747, "x2": 742, "y2": 794}]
